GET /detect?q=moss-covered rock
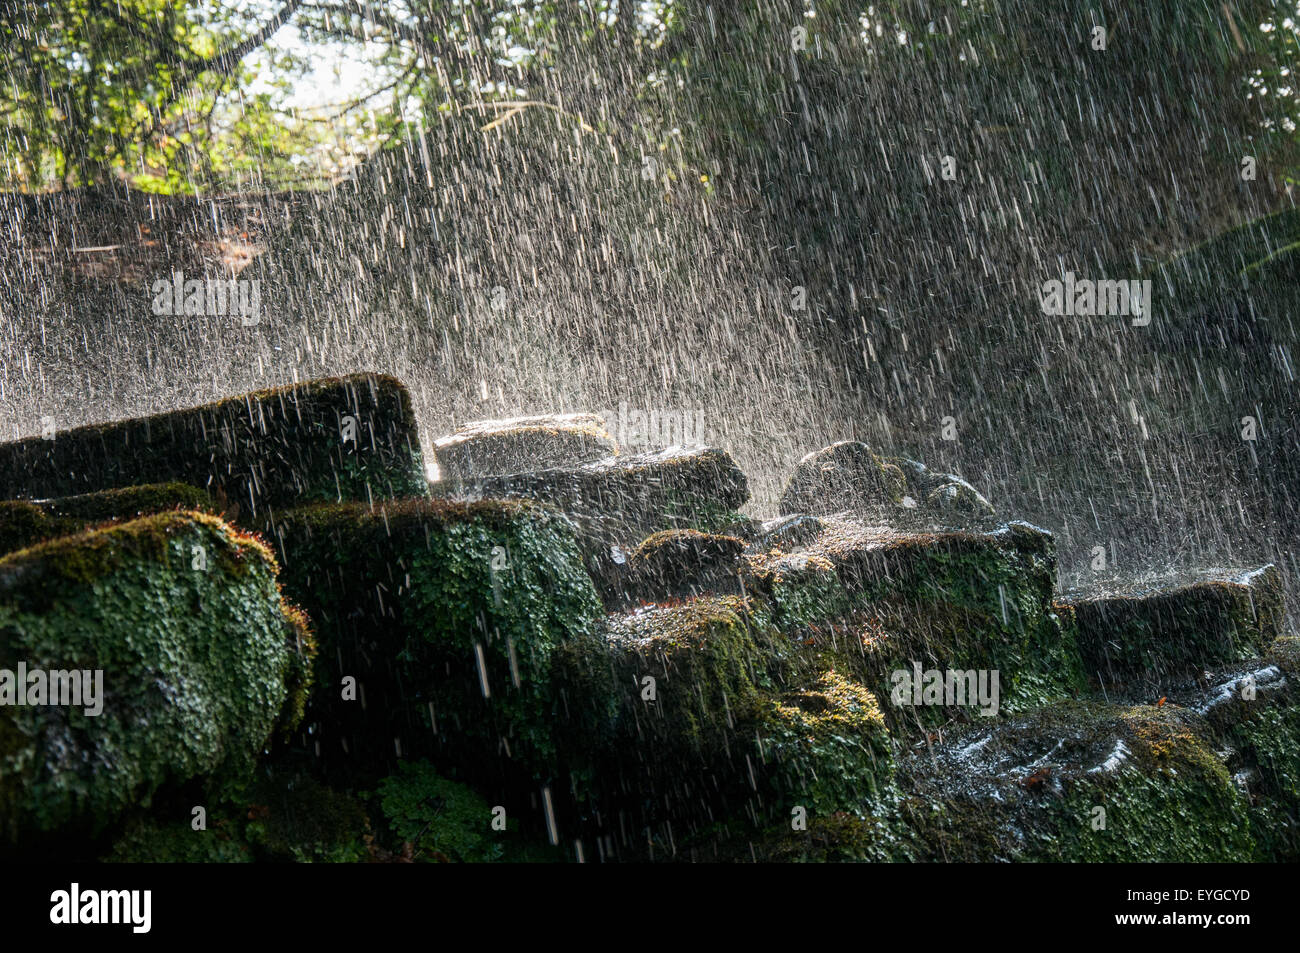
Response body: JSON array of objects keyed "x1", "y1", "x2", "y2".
[
  {"x1": 591, "y1": 595, "x2": 894, "y2": 842},
  {"x1": 748, "y1": 515, "x2": 825, "y2": 553},
  {"x1": 600, "y1": 529, "x2": 746, "y2": 609},
  {"x1": 602, "y1": 596, "x2": 787, "y2": 761},
  {"x1": 0, "y1": 511, "x2": 315, "y2": 848},
  {"x1": 925, "y1": 481, "x2": 996, "y2": 520},
  {"x1": 742, "y1": 549, "x2": 850, "y2": 633},
  {"x1": 270, "y1": 498, "x2": 603, "y2": 786},
  {"x1": 779, "y1": 441, "x2": 905, "y2": 517},
  {"x1": 894, "y1": 700, "x2": 1255, "y2": 862},
  {"x1": 435, "y1": 445, "x2": 749, "y2": 540},
  {"x1": 757, "y1": 669, "x2": 893, "y2": 815},
  {"x1": 0, "y1": 482, "x2": 214, "y2": 556},
  {"x1": 0, "y1": 374, "x2": 427, "y2": 517},
  {"x1": 370, "y1": 759, "x2": 558, "y2": 862},
  {"x1": 1063, "y1": 565, "x2": 1283, "y2": 692},
  {"x1": 767, "y1": 519, "x2": 1086, "y2": 729},
  {"x1": 103, "y1": 765, "x2": 370, "y2": 863},
  {"x1": 1166, "y1": 639, "x2": 1300, "y2": 861},
  {"x1": 1227, "y1": 697, "x2": 1300, "y2": 861},
  {"x1": 433, "y1": 413, "x2": 617, "y2": 480}
]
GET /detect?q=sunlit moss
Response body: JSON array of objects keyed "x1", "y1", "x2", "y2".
[{"x1": 0, "y1": 512, "x2": 315, "y2": 848}]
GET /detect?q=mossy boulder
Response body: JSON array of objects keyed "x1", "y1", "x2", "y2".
[
  {"x1": 779, "y1": 441, "x2": 905, "y2": 517},
  {"x1": 434, "y1": 446, "x2": 752, "y2": 601},
  {"x1": 757, "y1": 669, "x2": 894, "y2": 816},
  {"x1": 0, "y1": 511, "x2": 315, "y2": 849},
  {"x1": 1166, "y1": 639, "x2": 1300, "y2": 861},
  {"x1": 0, "y1": 482, "x2": 214, "y2": 556},
  {"x1": 270, "y1": 498, "x2": 604, "y2": 787},
  {"x1": 435, "y1": 446, "x2": 748, "y2": 537},
  {"x1": 0, "y1": 374, "x2": 427, "y2": 519},
  {"x1": 742, "y1": 549, "x2": 850, "y2": 633},
  {"x1": 748, "y1": 515, "x2": 825, "y2": 554},
  {"x1": 771, "y1": 519, "x2": 1086, "y2": 728},
  {"x1": 1062, "y1": 565, "x2": 1283, "y2": 692},
  {"x1": 1225, "y1": 694, "x2": 1300, "y2": 861},
  {"x1": 894, "y1": 700, "x2": 1255, "y2": 862},
  {"x1": 104, "y1": 764, "x2": 371, "y2": 863},
  {"x1": 603, "y1": 529, "x2": 746, "y2": 609},
  {"x1": 926, "y1": 481, "x2": 996, "y2": 520},
  {"x1": 593, "y1": 596, "x2": 894, "y2": 839},
  {"x1": 433, "y1": 413, "x2": 617, "y2": 480},
  {"x1": 602, "y1": 596, "x2": 789, "y2": 763}
]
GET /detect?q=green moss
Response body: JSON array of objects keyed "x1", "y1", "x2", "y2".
[
  {"x1": 604, "y1": 595, "x2": 785, "y2": 758},
  {"x1": 756, "y1": 670, "x2": 893, "y2": 815},
  {"x1": 102, "y1": 768, "x2": 369, "y2": 863},
  {"x1": 242, "y1": 769, "x2": 370, "y2": 863},
  {"x1": 1232, "y1": 704, "x2": 1300, "y2": 861},
  {"x1": 799, "y1": 522, "x2": 1085, "y2": 729},
  {"x1": 896, "y1": 701, "x2": 1255, "y2": 862},
  {"x1": 645, "y1": 666, "x2": 901, "y2": 862},
  {"x1": 373, "y1": 760, "x2": 510, "y2": 862},
  {"x1": 748, "y1": 809, "x2": 905, "y2": 862},
  {"x1": 0, "y1": 482, "x2": 212, "y2": 561},
  {"x1": 0, "y1": 512, "x2": 315, "y2": 846},
  {"x1": 1267, "y1": 634, "x2": 1300, "y2": 674},
  {"x1": 743, "y1": 522, "x2": 1087, "y2": 743},
  {"x1": 42, "y1": 482, "x2": 215, "y2": 522},
  {"x1": 591, "y1": 595, "x2": 895, "y2": 838},
  {"x1": 0, "y1": 503, "x2": 53, "y2": 558},
  {"x1": 742, "y1": 550, "x2": 851, "y2": 632},
  {"x1": 273, "y1": 498, "x2": 603, "y2": 785},
  {"x1": 1191, "y1": 645, "x2": 1300, "y2": 861},
  {"x1": 0, "y1": 508, "x2": 282, "y2": 595},
  {"x1": 669, "y1": 797, "x2": 909, "y2": 863},
  {"x1": 104, "y1": 817, "x2": 255, "y2": 863}
]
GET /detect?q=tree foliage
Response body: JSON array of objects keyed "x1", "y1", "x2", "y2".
[{"x1": 2, "y1": 1, "x2": 1296, "y2": 196}]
